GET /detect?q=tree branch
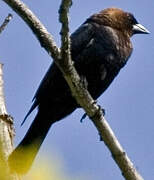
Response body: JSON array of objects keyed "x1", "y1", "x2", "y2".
[
  {"x1": 2, "y1": 0, "x2": 144, "y2": 180},
  {"x1": 0, "y1": 14, "x2": 19, "y2": 180},
  {"x1": 58, "y1": 1, "x2": 144, "y2": 180},
  {"x1": 0, "y1": 64, "x2": 19, "y2": 180},
  {"x1": 0, "y1": 14, "x2": 13, "y2": 34}
]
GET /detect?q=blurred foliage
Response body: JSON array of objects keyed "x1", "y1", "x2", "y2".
[{"x1": 22, "y1": 153, "x2": 89, "y2": 180}]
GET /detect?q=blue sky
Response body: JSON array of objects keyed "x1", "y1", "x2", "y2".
[{"x1": 0, "y1": 0, "x2": 154, "y2": 179}]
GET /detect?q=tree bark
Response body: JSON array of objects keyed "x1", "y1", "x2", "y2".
[{"x1": 0, "y1": 64, "x2": 19, "y2": 180}]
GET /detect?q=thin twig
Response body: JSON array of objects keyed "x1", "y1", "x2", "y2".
[
  {"x1": 0, "y1": 14, "x2": 13, "y2": 34},
  {"x1": 2, "y1": 0, "x2": 144, "y2": 180},
  {"x1": 59, "y1": 0, "x2": 72, "y2": 68}
]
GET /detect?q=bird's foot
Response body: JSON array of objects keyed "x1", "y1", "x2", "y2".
[
  {"x1": 80, "y1": 103, "x2": 105, "y2": 123},
  {"x1": 92, "y1": 101, "x2": 105, "y2": 116}
]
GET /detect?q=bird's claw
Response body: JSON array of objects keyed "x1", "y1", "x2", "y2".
[
  {"x1": 92, "y1": 101, "x2": 105, "y2": 116},
  {"x1": 80, "y1": 106, "x2": 105, "y2": 123},
  {"x1": 80, "y1": 113, "x2": 87, "y2": 123},
  {"x1": 102, "y1": 108, "x2": 105, "y2": 116},
  {"x1": 96, "y1": 105, "x2": 106, "y2": 116}
]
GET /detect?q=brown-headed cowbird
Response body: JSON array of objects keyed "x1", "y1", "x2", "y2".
[{"x1": 9, "y1": 8, "x2": 149, "y2": 173}]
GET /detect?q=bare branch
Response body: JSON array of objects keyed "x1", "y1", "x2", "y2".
[
  {"x1": 0, "y1": 64, "x2": 19, "y2": 180},
  {"x1": 58, "y1": 1, "x2": 144, "y2": 180},
  {"x1": 59, "y1": 0, "x2": 72, "y2": 64},
  {"x1": 2, "y1": 0, "x2": 144, "y2": 180},
  {"x1": 0, "y1": 14, "x2": 13, "y2": 34},
  {"x1": 91, "y1": 112, "x2": 144, "y2": 180}
]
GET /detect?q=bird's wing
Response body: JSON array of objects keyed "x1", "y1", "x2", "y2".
[
  {"x1": 21, "y1": 22, "x2": 95, "y2": 125},
  {"x1": 21, "y1": 99, "x2": 38, "y2": 126},
  {"x1": 70, "y1": 22, "x2": 95, "y2": 57},
  {"x1": 21, "y1": 64, "x2": 56, "y2": 126}
]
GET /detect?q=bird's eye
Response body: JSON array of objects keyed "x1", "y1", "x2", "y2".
[{"x1": 127, "y1": 13, "x2": 138, "y2": 25}]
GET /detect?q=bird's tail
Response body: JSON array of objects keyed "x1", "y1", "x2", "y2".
[{"x1": 8, "y1": 111, "x2": 52, "y2": 174}]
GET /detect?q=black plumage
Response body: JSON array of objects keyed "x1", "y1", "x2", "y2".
[{"x1": 9, "y1": 8, "x2": 149, "y2": 173}]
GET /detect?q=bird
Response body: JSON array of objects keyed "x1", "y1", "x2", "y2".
[{"x1": 8, "y1": 7, "x2": 149, "y2": 174}]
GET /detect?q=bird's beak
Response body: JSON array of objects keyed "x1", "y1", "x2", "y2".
[{"x1": 133, "y1": 24, "x2": 150, "y2": 34}]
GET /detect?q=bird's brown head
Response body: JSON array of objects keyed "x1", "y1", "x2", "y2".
[{"x1": 90, "y1": 8, "x2": 150, "y2": 37}]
